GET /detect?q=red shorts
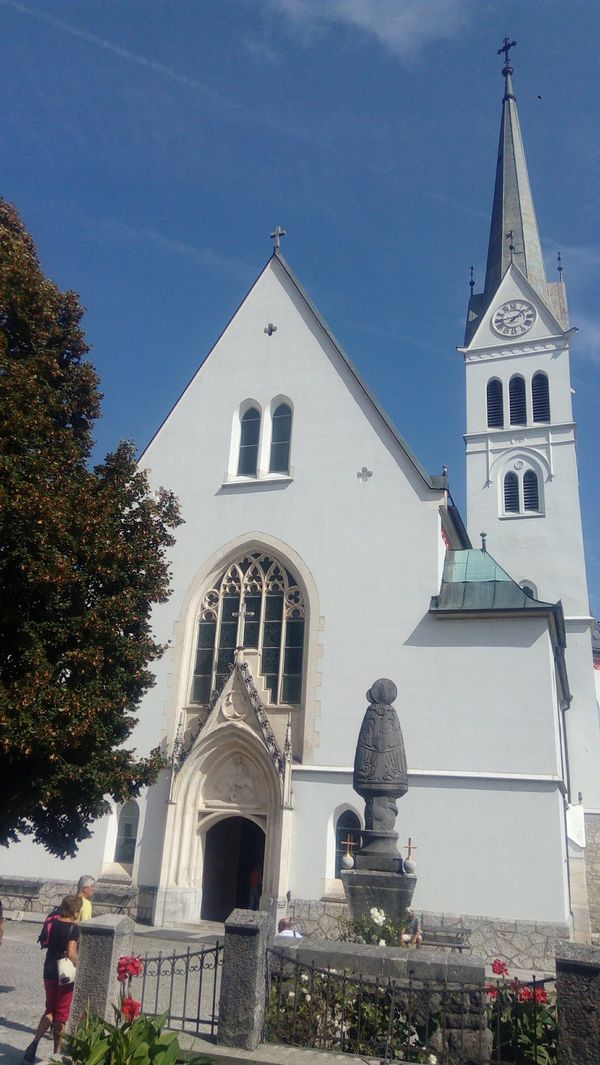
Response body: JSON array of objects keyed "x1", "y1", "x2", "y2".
[{"x1": 44, "y1": 978, "x2": 74, "y2": 1024}]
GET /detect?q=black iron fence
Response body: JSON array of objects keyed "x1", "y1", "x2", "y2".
[
  {"x1": 135, "y1": 942, "x2": 223, "y2": 1037},
  {"x1": 265, "y1": 949, "x2": 558, "y2": 1064},
  {"x1": 266, "y1": 948, "x2": 489, "y2": 1062},
  {"x1": 487, "y1": 975, "x2": 557, "y2": 1064}
]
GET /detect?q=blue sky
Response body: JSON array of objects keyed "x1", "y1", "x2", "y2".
[{"x1": 1, "y1": 0, "x2": 599, "y2": 610}]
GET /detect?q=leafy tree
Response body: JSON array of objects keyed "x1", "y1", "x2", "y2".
[{"x1": 0, "y1": 199, "x2": 182, "y2": 857}]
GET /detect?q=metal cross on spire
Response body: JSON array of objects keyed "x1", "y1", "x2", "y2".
[
  {"x1": 270, "y1": 225, "x2": 287, "y2": 250},
  {"x1": 497, "y1": 36, "x2": 517, "y2": 66}
]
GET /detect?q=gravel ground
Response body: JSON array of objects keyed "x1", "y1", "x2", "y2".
[{"x1": 0, "y1": 918, "x2": 222, "y2": 1065}]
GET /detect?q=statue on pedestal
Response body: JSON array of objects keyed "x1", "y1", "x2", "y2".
[{"x1": 341, "y1": 678, "x2": 416, "y2": 922}]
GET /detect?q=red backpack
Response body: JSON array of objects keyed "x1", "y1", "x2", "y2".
[{"x1": 37, "y1": 907, "x2": 60, "y2": 949}]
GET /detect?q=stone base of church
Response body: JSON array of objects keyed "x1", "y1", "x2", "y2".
[
  {"x1": 0, "y1": 876, "x2": 157, "y2": 924},
  {"x1": 585, "y1": 814, "x2": 600, "y2": 936},
  {"x1": 287, "y1": 897, "x2": 571, "y2": 972},
  {"x1": 152, "y1": 887, "x2": 203, "y2": 926}
]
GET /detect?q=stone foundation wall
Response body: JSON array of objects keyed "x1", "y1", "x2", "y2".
[
  {"x1": 585, "y1": 813, "x2": 600, "y2": 934},
  {"x1": 288, "y1": 897, "x2": 570, "y2": 972},
  {"x1": 0, "y1": 876, "x2": 156, "y2": 924}
]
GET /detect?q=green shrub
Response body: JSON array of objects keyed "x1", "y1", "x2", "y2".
[{"x1": 66, "y1": 1009, "x2": 215, "y2": 1065}]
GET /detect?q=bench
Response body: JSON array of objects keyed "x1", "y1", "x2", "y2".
[{"x1": 421, "y1": 924, "x2": 472, "y2": 953}]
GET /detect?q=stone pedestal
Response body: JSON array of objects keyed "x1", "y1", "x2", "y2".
[
  {"x1": 70, "y1": 914, "x2": 135, "y2": 1029},
  {"x1": 341, "y1": 868, "x2": 417, "y2": 924},
  {"x1": 556, "y1": 940, "x2": 600, "y2": 1065},
  {"x1": 218, "y1": 908, "x2": 273, "y2": 1051}
]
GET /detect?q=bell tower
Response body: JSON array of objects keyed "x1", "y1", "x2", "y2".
[
  {"x1": 461, "y1": 40, "x2": 587, "y2": 616},
  {"x1": 460, "y1": 41, "x2": 600, "y2": 827}
]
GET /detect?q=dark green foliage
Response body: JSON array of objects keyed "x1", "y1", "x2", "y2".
[
  {"x1": 67, "y1": 1009, "x2": 214, "y2": 1065},
  {"x1": 0, "y1": 199, "x2": 182, "y2": 856}
]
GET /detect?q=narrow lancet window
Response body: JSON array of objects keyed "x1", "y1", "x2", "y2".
[
  {"x1": 335, "y1": 810, "x2": 361, "y2": 879},
  {"x1": 509, "y1": 376, "x2": 527, "y2": 425},
  {"x1": 238, "y1": 407, "x2": 260, "y2": 477},
  {"x1": 269, "y1": 403, "x2": 292, "y2": 473},
  {"x1": 487, "y1": 379, "x2": 504, "y2": 428},
  {"x1": 532, "y1": 373, "x2": 550, "y2": 422}
]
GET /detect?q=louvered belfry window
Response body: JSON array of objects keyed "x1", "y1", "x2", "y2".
[
  {"x1": 532, "y1": 373, "x2": 550, "y2": 422},
  {"x1": 192, "y1": 552, "x2": 305, "y2": 706},
  {"x1": 523, "y1": 470, "x2": 540, "y2": 511},
  {"x1": 509, "y1": 376, "x2": 527, "y2": 425},
  {"x1": 487, "y1": 379, "x2": 504, "y2": 428},
  {"x1": 504, "y1": 472, "x2": 520, "y2": 512}
]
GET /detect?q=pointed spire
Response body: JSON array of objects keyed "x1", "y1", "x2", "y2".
[{"x1": 483, "y1": 40, "x2": 547, "y2": 303}]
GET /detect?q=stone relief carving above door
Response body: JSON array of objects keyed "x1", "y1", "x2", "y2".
[{"x1": 204, "y1": 753, "x2": 267, "y2": 809}]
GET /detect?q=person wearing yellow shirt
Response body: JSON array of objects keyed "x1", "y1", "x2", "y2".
[{"x1": 76, "y1": 876, "x2": 96, "y2": 921}]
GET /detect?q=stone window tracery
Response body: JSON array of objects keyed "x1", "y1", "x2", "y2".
[{"x1": 192, "y1": 552, "x2": 306, "y2": 706}]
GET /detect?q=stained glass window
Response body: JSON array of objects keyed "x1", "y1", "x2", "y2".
[{"x1": 192, "y1": 552, "x2": 305, "y2": 706}]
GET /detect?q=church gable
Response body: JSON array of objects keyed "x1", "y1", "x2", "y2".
[{"x1": 142, "y1": 250, "x2": 445, "y2": 502}]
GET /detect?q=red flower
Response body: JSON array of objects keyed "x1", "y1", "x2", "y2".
[
  {"x1": 518, "y1": 986, "x2": 533, "y2": 1002},
  {"x1": 485, "y1": 983, "x2": 499, "y2": 999},
  {"x1": 491, "y1": 959, "x2": 509, "y2": 976},
  {"x1": 121, "y1": 998, "x2": 142, "y2": 1022},
  {"x1": 535, "y1": 987, "x2": 549, "y2": 1004},
  {"x1": 117, "y1": 955, "x2": 144, "y2": 981}
]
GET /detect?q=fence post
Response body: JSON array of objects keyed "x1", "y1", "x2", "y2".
[
  {"x1": 218, "y1": 907, "x2": 273, "y2": 1050},
  {"x1": 556, "y1": 941, "x2": 600, "y2": 1065},
  {"x1": 70, "y1": 914, "x2": 135, "y2": 1029}
]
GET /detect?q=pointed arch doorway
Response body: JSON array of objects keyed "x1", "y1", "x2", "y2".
[{"x1": 201, "y1": 816, "x2": 265, "y2": 922}]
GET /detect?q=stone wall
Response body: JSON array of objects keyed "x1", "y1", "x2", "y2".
[
  {"x1": 288, "y1": 897, "x2": 570, "y2": 972},
  {"x1": 0, "y1": 876, "x2": 155, "y2": 924},
  {"x1": 555, "y1": 940, "x2": 600, "y2": 1064},
  {"x1": 585, "y1": 813, "x2": 600, "y2": 935}
]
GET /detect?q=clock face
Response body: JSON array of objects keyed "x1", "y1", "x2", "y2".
[{"x1": 492, "y1": 300, "x2": 537, "y2": 337}]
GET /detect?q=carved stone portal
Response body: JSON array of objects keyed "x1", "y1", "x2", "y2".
[{"x1": 204, "y1": 754, "x2": 266, "y2": 808}]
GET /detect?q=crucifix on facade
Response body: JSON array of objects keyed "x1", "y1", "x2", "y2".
[{"x1": 233, "y1": 601, "x2": 255, "y2": 644}]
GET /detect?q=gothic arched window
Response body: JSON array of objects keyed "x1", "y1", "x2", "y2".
[
  {"x1": 486, "y1": 379, "x2": 504, "y2": 428},
  {"x1": 192, "y1": 552, "x2": 306, "y2": 706},
  {"x1": 523, "y1": 470, "x2": 540, "y2": 511},
  {"x1": 335, "y1": 810, "x2": 361, "y2": 879},
  {"x1": 269, "y1": 403, "x2": 292, "y2": 474},
  {"x1": 509, "y1": 375, "x2": 527, "y2": 425},
  {"x1": 238, "y1": 407, "x2": 261, "y2": 477},
  {"x1": 504, "y1": 472, "x2": 519, "y2": 513},
  {"x1": 532, "y1": 372, "x2": 550, "y2": 422},
  {"x1": 114, "y1": 800, "x2": 139, "y2": 865}
]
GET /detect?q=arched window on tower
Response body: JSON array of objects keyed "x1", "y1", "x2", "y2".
[
  {"x1": 335, "y1": 810, "x2": 361, "y2": 879},
  {"x1": 237, "y1": 407, "x2": 261, "y2": 477},
  {"x1": 486, "y1": 379, "x2": 504, "y2": 428},
  {"x1": 269, "y1": 403, "x2": 292, "y2": 474},
  {"x1": 523, "y1": 470, "x2": 540, "y2": 511},
  {"x1": 114, "y1": 800, "x2": 139, "y2": 866},
  {"x1": 192, "y1": 551, "x2": 306, "y2": 706},
  {"x1": 532, "y1": 372, "x2": 550, "y2": 422},
  {"x1": 504, "y1": 472, "x2": 519, "y2": 513},
  {"x1": 509, "y1": 375, "x2": 527, "y2": 425}
]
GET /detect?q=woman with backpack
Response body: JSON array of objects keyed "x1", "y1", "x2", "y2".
[{"x1": 23, "y1": 895, "x2": 83, "y2": 1062}]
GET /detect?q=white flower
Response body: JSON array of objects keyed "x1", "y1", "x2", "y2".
[
  {"x1": 428, "y1": 1056, "x2": 438, "y2": 1064},
  {"x1": 300, "y1": 973, "x2": 309, "y2": 982},
  {"x1": 378, "y1": 939, "x2": 386, "y2": 946},
  {"x1": 288, "y1": 991, "x2": 295, "y2": 999},
  {"x1": 369, "y1": 907, "x2": 386, "y2": 926},
  {"x1": 304, "y1": 994, "x2": 311, "y2": 1002}
]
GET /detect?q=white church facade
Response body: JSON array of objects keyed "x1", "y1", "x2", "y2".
[{"x1": 4, "y1": 52, "x2": 599, "y2": 962}]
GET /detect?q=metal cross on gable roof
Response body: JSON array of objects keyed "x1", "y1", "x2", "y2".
[{"x1": 270, "y1": 225, "x2": 286, "y2": 249}]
